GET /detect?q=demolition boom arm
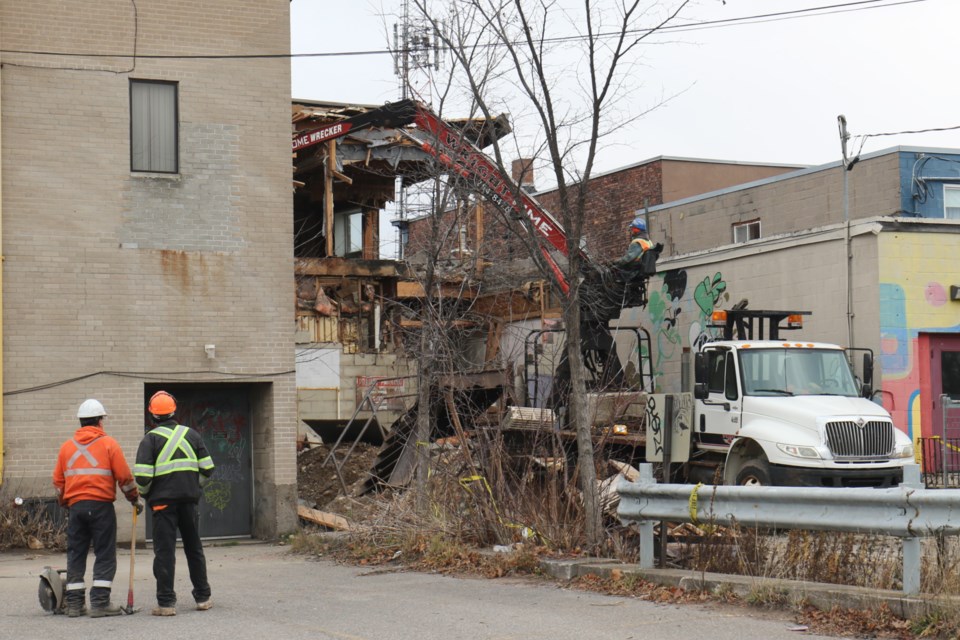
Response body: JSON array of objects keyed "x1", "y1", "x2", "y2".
[{"x1": 293, "y1": 100, "x2": 581, "y2": 294}]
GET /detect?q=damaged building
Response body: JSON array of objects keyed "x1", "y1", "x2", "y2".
[{"x1": 291, "y1": 100, "x2": 517, "y2": 465}]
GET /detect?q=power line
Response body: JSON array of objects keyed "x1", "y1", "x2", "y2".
[
  {"x1": 862, "y1": 124, "x2": 960, "y2": 139},
  {"x1": 0, "y1": 0, "x2": 933, "y2": 61},
  {"x1": 3, "y1": 369, "x2": 295, "y2": 397}
]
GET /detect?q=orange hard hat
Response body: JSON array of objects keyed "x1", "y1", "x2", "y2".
[{"x1": 148, "y1": 391, "x2": 177, "y2": 416}]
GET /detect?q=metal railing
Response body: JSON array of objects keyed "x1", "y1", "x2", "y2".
[
  {"x1": 618, "y1": 464, "x2": 960, "y2": 594},
  {"x1": 920, "y1": 396, "x2": 960, "y2": 488}
]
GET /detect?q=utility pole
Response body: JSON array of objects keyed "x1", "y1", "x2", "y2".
[{"x1": 837, "y1": 115, "x2": 855, "y2": 352}]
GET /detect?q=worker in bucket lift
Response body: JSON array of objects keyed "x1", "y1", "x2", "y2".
[
  {"x1": 614, "y1": 217, "x2": 659, "y2": 274},
  {"x1": 135, "y1": 391, "x2": 215, "y2": 616},
  {"x1": 53, "y1": 399, "x2": 143, "y2": 618}
]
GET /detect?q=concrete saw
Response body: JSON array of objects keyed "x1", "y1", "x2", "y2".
[{"x1": 38, "y1": 566, "x2": 66, "y2": 614}]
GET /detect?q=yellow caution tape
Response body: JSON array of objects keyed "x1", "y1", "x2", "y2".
[
  {"x1": 459, "y1": 475, "x2": 544, "y2": 544},
  {"x1": 930, "y1": 436, "x2": 960, "y2": 453},
  {"x1": 688, "y1": 482, "x2": 703, "y2": 525}
]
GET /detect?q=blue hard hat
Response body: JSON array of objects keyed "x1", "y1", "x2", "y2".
[{"x1": 629, "y1": 217, "x2": 647, "y2": 233}]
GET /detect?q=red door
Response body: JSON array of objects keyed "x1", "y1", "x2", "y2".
[{"x1": 930, "y1": 334, "x2": 960, "y2": 440}]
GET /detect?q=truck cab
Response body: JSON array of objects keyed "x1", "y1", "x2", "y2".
[{"x1": 693, "y1": 310, "x2": 914, "y2": 487}]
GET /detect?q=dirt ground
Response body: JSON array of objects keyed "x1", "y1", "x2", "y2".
[{"x1": 297, "y1": 441, "x2": 380, "y2": 510}]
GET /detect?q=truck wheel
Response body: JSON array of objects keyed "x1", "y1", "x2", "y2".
[{"x1": 736, "y1": 460, "x2": 771, "y2": 486}]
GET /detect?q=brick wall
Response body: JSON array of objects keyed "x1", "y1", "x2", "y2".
[
  {"x1": 0, "y1": 0, "x2": 296, "y2": 538},
  {"x1": 405, "y1": 158, "x2": 801, "y2": 271},
  {"x1": 647, "y1": 153, "x2": 902, "y2": 257}
]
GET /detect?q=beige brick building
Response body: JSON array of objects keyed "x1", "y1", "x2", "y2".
[{"x1": 0, "y1": 0, "x2": 296, "y2": 539}]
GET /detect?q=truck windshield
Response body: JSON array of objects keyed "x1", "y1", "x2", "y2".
[{"x1": 739, "y1": 348, "x2": 860, "y2": 397}]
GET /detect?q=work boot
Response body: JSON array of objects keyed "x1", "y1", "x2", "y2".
[
  {"x1": 89, "y1": 603, "x2": 123, "y2": 618},
  {"x1": 66, "y1": 604, "x2": 88, "y2": 618},
  {"x1": 151, "y1": 606, "x2": 176, "y2": 616},
  {"x1": 196, "y1": 599, "x2": 213, "y2": 611}
]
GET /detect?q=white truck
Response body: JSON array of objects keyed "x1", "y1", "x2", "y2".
[{"x1": 690, "y1": 309, "x2": 914, "y2": 487}]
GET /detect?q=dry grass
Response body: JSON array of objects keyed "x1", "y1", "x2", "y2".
[
  {"x1": 673, "y1": 523, "x2": 960, "y2": 598},
  {"x1": 0, "y1": 495, "x2": 67, "y2": 552},
  {"x1": 291, "y1": 436, "x2": 960, "y2": 639}
]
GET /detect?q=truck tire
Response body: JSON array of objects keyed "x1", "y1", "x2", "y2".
[{"x1": 735, "y1": 460, "x2": 771, "y2": 486}]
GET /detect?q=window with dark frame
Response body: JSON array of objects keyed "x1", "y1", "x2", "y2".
[
  {"x1": 130, "y1": 80, "x2": 178, "y2": 173},
  {"x1": 732, "y1": 219, "x2": 761, "y2": 244},
  {"x1": 707, "y1": 350, "x2": 726, "y2": 394},
  {"x1": 724, "y1": 352, "x2": 739, "y2": 400}
]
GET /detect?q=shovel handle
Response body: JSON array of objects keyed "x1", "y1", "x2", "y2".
[{"x1": 127, "y1": 505, "x2": 137, "y2": 608}]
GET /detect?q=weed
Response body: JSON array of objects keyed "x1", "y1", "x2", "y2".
[
  {"x1": 0, "y1": 496, "x2": 66, "y2": 552},
  {"x1": 746, "y1": 585, "x2": 789, "y2": 607}
]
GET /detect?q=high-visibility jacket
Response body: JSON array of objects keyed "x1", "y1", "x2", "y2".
[
  {"x1": 134, "y1": 421, "x2": 214, "y2": 505},
  {"x1": 619, "y1": 237, "x2": 653, "y2": 264},
  {"x1": 52, "y1": 426, "x2": 137, "y2": 506}
]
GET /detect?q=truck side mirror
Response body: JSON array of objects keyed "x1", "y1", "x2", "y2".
[
  {"x1": 694, "y1": 352, "x2": 708, "y2": 384},
  {"x1": 861, "y1": 352, "x2": 874, "y2": 399},
  {"x1": 694, "y1": 382, "x2": 709, "y2": 400}
]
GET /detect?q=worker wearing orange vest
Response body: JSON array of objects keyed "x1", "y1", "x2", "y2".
[
  {"x1": 614, "y1": 217, "x2": 654, "y2": 268},
  {"x1": 135, "y1": 390, "x2": 215, "y2": 616},
  {"x1": 53, "y1": 398, "x2": 142, "y2": 618}
]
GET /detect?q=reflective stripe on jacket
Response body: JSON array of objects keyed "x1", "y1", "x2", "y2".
[
  {"x1": 626, "y1": 237, "x2": 653, "y2": 262},
  {"x1": 52, "y1": 426, "x2": 137, "y2": 506},
  {"x1": 135, "y1": 421, "x2": 214, "y2": 505}
]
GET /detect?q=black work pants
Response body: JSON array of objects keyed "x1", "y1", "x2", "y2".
[
  {"x1": 65, "y1": 500, "x2": 117, "y2": 608},
  {"x1": 151, "y1": 502, "x2": 211, "y2": 607}
]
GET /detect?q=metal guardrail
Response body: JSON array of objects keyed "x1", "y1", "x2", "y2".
[{"x1": 617, "y1": 464, "x2": 960, "y2": 594}]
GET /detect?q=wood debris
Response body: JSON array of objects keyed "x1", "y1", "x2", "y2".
[{"x1": 297, "y1": 504, "x2": 352, "y2": 531}]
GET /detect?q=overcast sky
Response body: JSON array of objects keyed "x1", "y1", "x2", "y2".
[
  {"x1": 292, "y1": 0, "x2": 958, "y2": 166},
  {"x1": 291, "y1": 0, "x2": 958, "y2": 254}
]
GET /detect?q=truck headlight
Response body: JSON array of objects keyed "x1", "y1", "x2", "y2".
[
  {"x1": 776, "y1": 443, "x2": 821, "y2": 459},
  {"x1": 895, "y1": 443, "x2": 914, "y2": 459}
]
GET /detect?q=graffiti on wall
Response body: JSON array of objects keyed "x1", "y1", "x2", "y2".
[
  {"x1": 647, "y1": 271, "x2": 686, "y2": 375},
  {"x1": 691, "y1": 272, "x2": 729, "y2": 352},
  {"x1": 644, "y1": 393, "x2": 693, "y2": 463},
  {"x1": 645, "y1": 269, "x2": 729, "y2": 376},
  {"x1": 202, "y1": 406, "x2": 247, "y2": 511},
  {"x1": 878, "y1": 234, "x2": 960, "y2": 442}
]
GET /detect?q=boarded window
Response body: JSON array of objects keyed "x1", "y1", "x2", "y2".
[{"x1": 130, "y1": 80, "x2": 178, "y2": 173}]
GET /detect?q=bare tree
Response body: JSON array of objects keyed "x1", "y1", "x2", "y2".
[{"x1": 410, "y1": 0, "x2": 691, "y2": 548}]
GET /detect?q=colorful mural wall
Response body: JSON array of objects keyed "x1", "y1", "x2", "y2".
[
  {"x1": 639, "y1": 268, "x2": 730, "y2": 382},
  {"x1": 878, "y1": 233, "x2": 960, "y2": 442}
]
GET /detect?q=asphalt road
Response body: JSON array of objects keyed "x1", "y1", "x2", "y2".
[{"x1": 1, "y1": 542, "x2": 843, "y2": 640}]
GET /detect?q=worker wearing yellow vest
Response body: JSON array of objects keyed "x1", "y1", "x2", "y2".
[
  {"x1": 614, "y1": 216, "x2": 654, "y2": 269},
  {"x1": 53, "y1": 398, "x2": 142, "y2": 618},
  {"x1": 134, "y1": 391, "x2": 215, "y2": 616}
]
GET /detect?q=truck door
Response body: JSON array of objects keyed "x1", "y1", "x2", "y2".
[{"x1": 697, "y1": 347, "x2": 741, "y2": 449}]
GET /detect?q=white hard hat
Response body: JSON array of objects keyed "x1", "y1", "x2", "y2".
[{"x1": 77, "y1": 399, "x2": 107, "y2": 419}]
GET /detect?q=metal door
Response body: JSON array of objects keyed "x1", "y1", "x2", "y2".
[
  {"x1": 930, "y1": 335, "x2": 960, "y2": 440},
  {"x1": 144, "y1": 386, "x2": 253, "y2": 539}
]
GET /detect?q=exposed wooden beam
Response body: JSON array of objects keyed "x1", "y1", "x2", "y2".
[
  {"x1": 468, "y1": 289, "x2": 544, "y2": 318},
  {"x1": 398, "y1": 318, "x2": 476, "y2": 329},
  {"x1": 325, "y1": 140, "x2": 335, "y2": 256},
  {"x1": 295, "y1": 257, "x2": 407, "y2": 278},
  {"x1": 395, "y1": 280, "x2": 477, "y2": 299}
]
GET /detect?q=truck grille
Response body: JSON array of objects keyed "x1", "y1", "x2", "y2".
[{"x1": 825, "y1": 421, "x2": 895, "y2": 459}]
